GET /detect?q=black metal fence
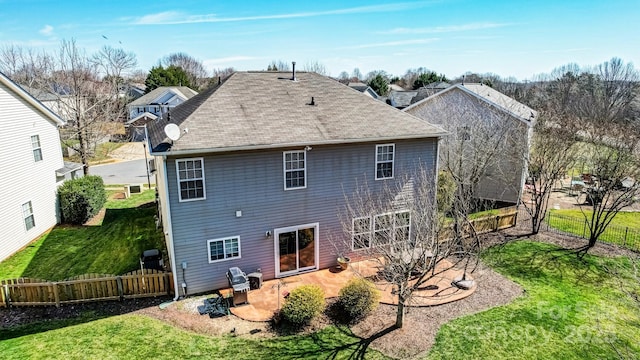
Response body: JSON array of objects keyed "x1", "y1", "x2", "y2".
[{"x1": 545, "y1": 211, "x2": 640, "y2": 252}]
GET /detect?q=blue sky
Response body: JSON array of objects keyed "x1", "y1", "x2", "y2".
[{"x1": 1, "y1": 0, "x2": 638, "y2": 80}]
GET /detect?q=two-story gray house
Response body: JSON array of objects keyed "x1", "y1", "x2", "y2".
[{"x1": 146, "y1": 70, "x2": 446, "y2": 296}]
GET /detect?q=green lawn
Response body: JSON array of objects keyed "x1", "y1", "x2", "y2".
[
  {"x1": 549, "y1": 209, "x2": 640, "y2": 229},
  {"x1": 427, "y1": 241, "x2": 640, "y2": 359},
  {"x1": 1, "y1": 241, "x2": 638, "y2": 359},
  {"x1": 0, "y1": 189, "x2": 163, "y2": 280},
  {"x1": 0, "y1": 315, "x2": 388, "y2": 360},
  {"x1": 547, "y1": 209, "x2": 640, "y2": 249}
]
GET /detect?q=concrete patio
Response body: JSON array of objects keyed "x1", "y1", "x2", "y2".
[{"x1": 220, "y1": 259, "x2": 476, "y2": 322}]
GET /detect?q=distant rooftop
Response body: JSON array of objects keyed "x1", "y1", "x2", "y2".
[
  {"x1": 147, "y1": 71, "x2": 446, "y2": 154},
  {"x1": 129, "y1": 86, "x2": 198, "y2": 107}
]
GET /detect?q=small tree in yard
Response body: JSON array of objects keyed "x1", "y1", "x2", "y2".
[
  {"x1": 58, "y1": 176, "x2": 106, "y2": 224},
  {"x1": 336, "y1": 168, "x2": 479, "y2": 328},
  {"x1": 522, "y1": 115, "x2": 578, "y2": 235}
]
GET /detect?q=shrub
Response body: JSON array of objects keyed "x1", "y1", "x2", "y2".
[
  {"x1": 58, "y1": 175, "x2": 107, "y2": 224},
  {"x1": 281, "y1": 285, "x2": 325, "y2": 326},
  {"x1": 338, "y1": 278, "x2": 380, "y2": 321}
]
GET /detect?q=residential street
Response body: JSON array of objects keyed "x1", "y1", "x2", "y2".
[
  {"x1": 89, "y1": 143, "x2": 154, "y2": 185},
  {"x1": 89, "y1": 159, "x2": 154, "y2": 185}
]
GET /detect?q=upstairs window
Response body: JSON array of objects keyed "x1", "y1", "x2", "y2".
[
  {"x1": 176, "y1": 158, "x2": 206, "y2": 201},
  {"x1": 283, "y1": 150, "x2": 306, "y2": 190},
  {"x1": 31, "y1": 135, "x2": 42, "y2": 162},
  {"x1": 375, "y1": 144, "x2": 394, "y2": 180},
  {"x1": 22, "y1": 201, "x2": 35, "y2": 231}
]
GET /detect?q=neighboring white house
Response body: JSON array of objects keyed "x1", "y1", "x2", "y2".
[
  {"x1": 0, "y1": 72, "x2": 67, "y2": 262},
  {"x1": 127, "y1": 87, "x2": 197, "y2": 141}
]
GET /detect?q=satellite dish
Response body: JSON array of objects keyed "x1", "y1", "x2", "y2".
[{"x1": 164, "y1": 123, "x2": 180, "y2": 141}]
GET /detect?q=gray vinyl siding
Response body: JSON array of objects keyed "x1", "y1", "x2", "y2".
[
  {"x1": 165, "y1": 138, "x2": 438, "y2": 293},
  {"x1": 406, "y1": 89, "x2": 529, "y2": 204}
]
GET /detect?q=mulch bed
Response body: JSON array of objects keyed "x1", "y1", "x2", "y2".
[{"x1": 0, "y1": 297, "x2": 168, "y2": 329}]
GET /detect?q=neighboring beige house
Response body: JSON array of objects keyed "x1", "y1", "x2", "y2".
[
  {"x1": 127, "y1": 87, "x2": 197, "y2": 141},
  {"x1": 405, "y1": 83, "x2": 537, "y2": 205},
  {"x1": 0, "y1": 72, "x2": 66, "y2": 262}
]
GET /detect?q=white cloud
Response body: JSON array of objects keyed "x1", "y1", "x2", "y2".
[
  {"x1": 131, "y1": 2, "x2": 435, "y2": 25},
  {"x1": 39, "y1": 24, "x2": 54, "y2": 36},
  {"x1": 381, "y1": 22, "x2": 512, "y2": 35},
  {"x1": 343, "y1": 38, "x2": 439, "y2": 50}
]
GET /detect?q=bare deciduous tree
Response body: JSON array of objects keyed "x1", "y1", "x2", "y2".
[
  {"x1": 302, "y1": 60, "x2": 328, "y2": 75},
  {"x1": 335, "y1": 168, "x2": 479, "y2": 328},
  {"x1": 163, "y1": 52, "x2": 209, "y2": 90},
  {"x1": 266, "y1": 60, "x2": 291, "y2": 72},
  {"x1": 212, "y1": 67, "x2": 235, "y2": 81},
  {"x1": 522, "y1": 115, "x2": 578, "y2": 234},
  {"x1": 92, "y1": 46, "x2": 137, "y2": 121},
  {"x1": 1, "y1": 40, "x2": 138, "y2": 173},
  {"x1": 569, "y1": 58, "x2": 639, "y2": 254}
]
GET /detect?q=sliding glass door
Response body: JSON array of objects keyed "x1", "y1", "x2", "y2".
[{"x1": 274, "y1": 223, "x2": 319, "y2": 277}]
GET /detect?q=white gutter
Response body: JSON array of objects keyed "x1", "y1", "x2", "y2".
[{"x1": 149, "y1": 133, "x2": 449, "y2": 157}]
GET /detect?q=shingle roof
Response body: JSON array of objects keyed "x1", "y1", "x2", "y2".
[
  {"x1": 388, "y1": 90, "x2": 418, "y2": 108},
  {"x1": 347, "y1": 82, "x2": 369, "y2": 92},
  {"x1": 147, "y1": 71, "x2": 446, "y2": 154},
  {"x1": 461, "y1": 84, "x2": 537, "y2": 121},
  {"x1": 129, "y1": 86, "x2": 197, "y2": 107},
  {"x1": 404, "y1": 83, "x2": 537, "y2": 123}
]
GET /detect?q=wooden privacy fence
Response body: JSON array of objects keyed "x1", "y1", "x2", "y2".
[
  {"x1": 439, "y1": 206, "x2": 518, "y2": 240},
  {"x1": 0, "y1": 269, "x2": 173, "y2": 308}
]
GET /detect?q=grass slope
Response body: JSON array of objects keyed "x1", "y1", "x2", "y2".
[
  {"x1": 427, "y1": 241, "x2": 640, "y2": 359},
  {"x1": 0, "y1": 315, "x2": 388, "y2": 360},
  {"x1": 0, "y1": 190, "x2": 163, "y2": 280}
]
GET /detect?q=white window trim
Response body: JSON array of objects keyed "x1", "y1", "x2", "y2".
[
  {"x1": 22, "y1": 201, "x2": 35, "y2": 231},
  {"x1": 352, "y1": 216, "x2": 372, "y2": 250},
  {"x1": 375, "y1": 143, "x2": 395, "y2": 180},
  {"x1": 175, "y1": 157, "x2": 206, "y2": 202},
  {"x1": 394, "y1": 210, "x2": 412, "y2": 242},
  {"x1": 356, "y1": 210, "x2": 411, "y2": 249},
  {"x1": 31, "y1": 135, "x2": 43, "y2": 162},
  {"x1": 373, "y1": 212, "x2": 394, "y2": 245},
  {"x1": 273, "y1": 222, "x2": 320, "y2": 277},
  {"x1": 283, "y1": 150, "x2": 307, "y2": 190},
  {"x1": 207, "y1": 236, "x2": 241, "y2": 263}
]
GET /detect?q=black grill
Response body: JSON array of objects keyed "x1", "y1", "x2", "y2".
[{"x1": 226, "y1": 267, "x2": 249, "y2": 306}]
